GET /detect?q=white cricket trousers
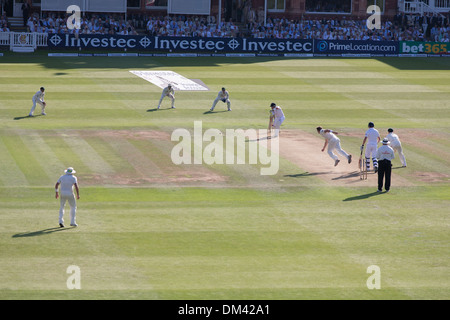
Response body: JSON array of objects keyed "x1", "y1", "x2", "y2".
[
  {"x1": 273, "y1": 116, "x2": 285, "y2": 130},
  {"x1": 211, "y1": 98, "x2": 231, "y2": 110},
  {"x1": 392, "y1": 144, "x2": 407, "y2": 166},
  {"x1": 29, "y1": 98, "x2": 45, "y2": 115},
  {"x1": 327, "y1": 138, "x2": 350, "y2": 161},
  {"x1": 59, "y1": 194, "x2": 77, "y2": 225},
  {"x1": 271, "y1": 117, "x2": 285, "y2": 138},
  {"x1": 365, "y1": 143, "x2": 378, "y2": 169},
  {"x1": 158, "y1": 93, "x2": 175, "y2": 108}
]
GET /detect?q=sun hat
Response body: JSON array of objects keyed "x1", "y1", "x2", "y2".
[
  {"x1": 65, "y1": 167, "x2": 76, "y2": 174},
  {"x1": 382, "y1": 138, "x2": 390, "y2": 145}
]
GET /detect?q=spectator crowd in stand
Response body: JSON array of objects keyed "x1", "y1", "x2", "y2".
[
  {"x1": 0, "y1": 9, "x2": 449, "y2": 42},
  {"x1": 246, "y1": 12, "x2": 449, "y2": 42},
  {"x1": 21, "y1": 12, "x2": 139, "y2": 35},
  {"x1": 1, "y1": 12, "x2": 10, "y2": 32},
  {"x1": 146, "y1": 15, "x2": 240, "y2": 37}
]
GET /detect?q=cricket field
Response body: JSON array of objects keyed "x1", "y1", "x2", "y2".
[{"x1": 0, "y1": 53, "x2": 449, "y2": 300}]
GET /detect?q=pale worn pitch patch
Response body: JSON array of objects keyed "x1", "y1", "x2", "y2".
[{"x1": 130, "y1": 70, "x2": 209, "y2": 91}]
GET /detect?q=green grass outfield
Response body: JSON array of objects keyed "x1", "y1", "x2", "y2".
[{"x1": 0, "y1": 53, "x2": 449, "y2": 300}]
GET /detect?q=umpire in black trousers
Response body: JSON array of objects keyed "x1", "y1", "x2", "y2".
[{"x1": 376, "y1": 138, "x2": 395, "y2": 192}]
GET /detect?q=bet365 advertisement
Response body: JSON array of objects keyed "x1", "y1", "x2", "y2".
[{"x1": 400, "y1": 41, "x2": 450, "y2": 56}]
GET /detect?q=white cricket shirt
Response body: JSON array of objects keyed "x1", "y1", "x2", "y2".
[
  {"x1": 217, "y1": 90, "x2": 229, "y2": 99},
  {"x1": 33, "y1": 90, "x2": 45, "y2": 101},
  {"x1": 162, "y1": 86, "x2": 174, "y2": 96},
  {"x1": 271, "y1": 106, "x2": 285, "y2": 119},
  {"x1": 57, "y1": 174, "x2": 78, "y2": 196},
  {"x1": 365, "y1": 128, "x2": 380, "y2": 145},
  {"x1": 320, "y1": 129, "x2": 338, "y2": 141},
  {"x1": 385, "y1": 132, "x2": 401, "y2": 147}
]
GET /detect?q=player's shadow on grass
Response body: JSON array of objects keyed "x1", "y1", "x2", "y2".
[
  {"x1": 247, "y1": 135, "x2": 273, "y2": 142},
  {"x1": 332, "y1": 171, "x2": 360, "y2": 180},
  {"x1": 12, "y1": 227, "x2": 75, "y2": 238},
  {"x1": 13, "y1": 115, "x2": 41, "y2": 120},
  {"x1": 342, "y1": 191, "x2": 382, "y2": 201},
  {"x1": 146, "y1": 108, "x2": 172, "y2": 112},
  {"x1": 284, "y1": 172, "x2": 324, "y2": 178},
  {"x1": 203, "y1": 110, "x2": 228, "y2": 114}
]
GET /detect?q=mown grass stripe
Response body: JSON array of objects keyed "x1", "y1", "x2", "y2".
[
  {"x1": 1, "y1": 132, "x2": 47, "y2": 186},
  {"x1": 106, "y1": 138, "x2": 164, "y2": 178},
  {"x1": 37, "y1": 132, "x2": 85, "y2": 173},
  {"x1": 62, "y1": 132, "x2": 115, "y2": 177},
  {"x1": 82, "y1": 134, "x2": 135, "y2": 174},
  {"x1": 0, "y1": 136, "x2": 29, "y2": 187},
  {"x1": 318, "y1": 84, "x2": 440, "y2": 93},
  {"x1": 16, "y1": 130, "x2": 66, "y2": 182}
]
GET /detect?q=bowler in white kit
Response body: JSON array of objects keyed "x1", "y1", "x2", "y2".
[{"x1": 316, "y1": 126, "x2": 352, "y2": 166}]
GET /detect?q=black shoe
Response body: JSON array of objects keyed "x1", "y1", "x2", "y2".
[
  {"x1": 374, "y1": 167, "x2": 378, "y2": 173},
  {"x1": 59, "y1": 223, "x2": 65, "y2": 228}
]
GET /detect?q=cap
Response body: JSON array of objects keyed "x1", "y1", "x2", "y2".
[
  {"x1": 368, "y1": 122, "x2": 374, "y2": 127},
  {"x1": 222, "y1": 87, "x2": 226, "y2": 91},
  {"x1": 40, "y1": 87, "x2": 45, "y2": 91},
  {"x1": 270, "y1": 103, "x2": 276, "y2": 108},
  {"x1": 388, "y1": 128, "x2": 394, "y2": 132}
]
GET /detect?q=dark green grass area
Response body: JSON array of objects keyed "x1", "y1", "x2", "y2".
[{"x1": 0, "y1": 186, "x2": 448, "y2": 300}]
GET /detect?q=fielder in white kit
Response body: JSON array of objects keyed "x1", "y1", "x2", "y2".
[
  {"x1": 55, "y1": 167, "x2": 80, "y2": 227},
  {"x1": 210, "y1": 87, "x2": 231, "y2": 111},
  {"x1": 361, "y1": 122, "x2": 380, "y2": 172},
  {"x1": 316, "y1": 126, "x2": 352, "y2": 166},
  {"x1": 29, "y1": 87, "x2": 46, "y2": 116},
  {"x1": 385, "y1": 128, "x2": 407, "y2": 167},
  {"x1": 157, "y1": 84, "x2": 175, "y2": 109}
]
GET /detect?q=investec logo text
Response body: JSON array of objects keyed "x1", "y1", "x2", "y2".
[
  {"x1": 241, "y1": 38, "x2": 312, "y2": 52},
  {"x1": 51, "y1": 34, "x2": 312, "y2": 52},
  {"x1": 54, "y1": 34, "x2": 149, "y2": 48}
]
